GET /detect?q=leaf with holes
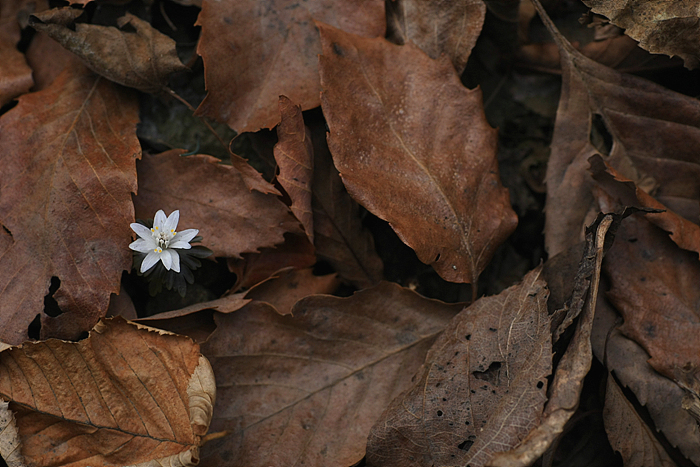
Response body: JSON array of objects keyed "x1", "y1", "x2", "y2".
[
  {"x1": 0, "y1": 317, "x2": 216, "y2": 467},
  {"x1": 0, "y1": 63, "x2": 140, "y2": 345}
]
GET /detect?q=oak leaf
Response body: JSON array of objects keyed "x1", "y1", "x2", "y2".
[
  {"x1": 133, "y1": 150, "x2": 299, "y2": 259},
  {"x1": 319, "y1": 23, "x2": 517, "y2": 286},
  {"x1": 29, "y1": 9, "x2": 188, "y2": 94},
  {"x1": 194, "y1": 0, "x2": 385, "y2": 133},
  {"x1": 198, "y1": 282, "x2": 462, "y2": 466},
  {"x1": 0, "y1": 317, "x2": 215, "y2": 467},
  {"x1": 0, "y1": 64, "x2": 140, "y2": 345},
  {"x1": 366, "y1": 267, "x2": 551, "y2": 467}
]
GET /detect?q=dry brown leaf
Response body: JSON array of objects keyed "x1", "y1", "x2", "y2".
[
  {"x1": 386, "y1": 0, "x2": 486, "y2": 74},
  {"x1": 309, "y1": 119, "x2": 384, "y2": 288},
  {"x1": 604, "y1": 374, "x2": 677, "y2": 467},
  {"x1": 366, "y1": 267, "x2": 550, "y2": 467},
  {"x1": 536, "y1": 0, "x2": 700, "y2": 257},
  {"x1": 133, "y1": 150, "x2": 299, "y2": 259},
  {"x1": 274, "y1": 96, "x2": 314, "y2": 243},
  {"x1": 194, "y1": 0, "x2": 385, "y2": 134},
  {"x1": 319, "y1": 23, "x2": 517, "y2": 286},
  {"x1": 198, "y1": 282, "x2": 462, "y2": 466},
  {"x1": 582, "y1": 0, "x2": 700, "y2": 69},
  {"x1": 29, "y1": 9, "x2": 188, "y2": 93},
  {"x1": 0, "y1": 317, "x2": 215, "y2": 467},
  {"x1": 25, "y1": 30, "x2": 83, "y2": 91},
  {"x1": 0, "y1": 64, "x2": 140, "y2": 345}
]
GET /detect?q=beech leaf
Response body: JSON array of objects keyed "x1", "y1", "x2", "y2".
[
  {"x1": 198, "y1": 282, "x2": 462, "y2": 466},
  {"x1": 29, "y1": 9, "x2": 188, "y2": 94},
  {"x1": 0, "y1": 317, "x2": 215, "y2": 467},
  {"x1": 194, "y1": 0, "x2": 385, "y2": 133},
  {"x1": 0, "y1": 64, "x2": 140, "y2": 345},
  {"x1": 318, "y1": 23, "x2": 517, "y2": 285},
  {"x1": 366, "y1": 266, "x2": 551, "y2": 467}
]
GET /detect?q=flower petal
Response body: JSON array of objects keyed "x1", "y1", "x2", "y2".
[
  {"x1": 130, "y1": 223, "x2": 152, "y2": 241},
  {"x1": 169, "y1": 250, "x2": 181, "y2": 273},
  {"x1": 141, "y1": 251, "x2": 160, "y2": 273},
  {"x1": 169, "y1": 241, "x2": 192, "y2": 250},
  {"x1": 164, "y1": 210, "x2": 179, "y2": 234},
  {"x1": 160, "y1": 249, "x2": 173, "y2": 270},
  {"x1": 154, "y1": 210, "x2": 167, "y2": 230},
  {"x1": 129, "y1": 238, "x2": 154, "y2": 253},
  {"x1": 171, "y1": 228, "x2": 198, "y2": 245}
]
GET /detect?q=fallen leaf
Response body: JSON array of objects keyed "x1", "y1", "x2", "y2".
[
  {"x1": 366, "y1": 266, "x2": 550, "y2": 467},
  {"x1": 582, "y1": 0, "x2": 700, "y2": 69},
  {"x1": 0, "y1": 64, "x2": 140, "y2": 345},
  {"x1": 319, "y1": 23, "x2": 517, "y2": 286},
  {"x1": 309, "y1": 119, "x2": 384, "y2": 288},
  {"x1": 29, "y1": 9, "x2": 188, "y2": 93},
  {"x1": 25, "y1": 30, "x2": 82, "y2": 91},
  {"x1": 194, "y1": 0, "x2": 385, "y2": 133},
  {"x1": 133, "y1": 150, "x2": 299, "y2": 259},
  {"x1": 386, "y1": 0, "x2": 486, "y2": 74},
  {"x1": 198, "y1": 282, "x2": 462, "y2": 466},
  {"x1": 537, "y1": 0, "x2": 700, "y2": 257},
  {"x1": 274, "y1": 96, "x2": 314, "y2": 243},
  {"x1": 0, "y1": 317, "x2": 215, "y2": 466}
]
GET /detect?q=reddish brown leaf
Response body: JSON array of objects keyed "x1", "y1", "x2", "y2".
[
  {"x1": 274, "y1": 96, "x2": 314, "y2": 243},
  {"x1": 367, "y1": 267, "x2": 550, "y2": 467},
  {"x1": 25, "y1": 30, "x2": 83, "y2": 91},
  {"x1": 582, "y1": 0, "x2": 700, "y2": 69},
  {"x1": 133, "y1": 150, "x2": 299, "y2": 259},
  {"x1": 386, "y1": 0, "x2": 486, "y2": 74},
  {"x1": 29, "y1": 9, "x2": 188, "y2": 93},
  {"x1": 198, "y1": 283, "x2": 462, "y2": 467},
  {"x1": 538, "y1": 1, "x2": 700, "y2": 257},
  {"x1": 0, "y1": 317, "x2": 215, "y2": 466},
  {"x1": 0, "y1": 64, "x2": 140, "y2": 345},
  {"x1": 194, "y1": 0, "x2": 385, "y2": 133},
  {"x1": 319, "y1": 23, "x2": 517, "y2": 285}
]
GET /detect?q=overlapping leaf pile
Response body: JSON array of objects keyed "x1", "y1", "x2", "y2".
[{"x1": 1, "y1": 0, "x2": 700, "y2": 465}]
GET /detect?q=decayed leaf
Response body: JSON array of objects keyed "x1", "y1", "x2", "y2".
[
  {"x1": 198, "y1": 283, "x2": 462, "y2": 466},
  {"x1": 274, "y1": 96, "x2": 314, "y2": 243},
  {"x1": 582, "y1": 0, "x2": 700, "y2": 69},
  {"x1": 0, "y1": 317, "x2": 215, "y2": 467},
  {"x1": 604, "y1": 374, "x2": 676, "y2": 467},
  {"x1": 386, "y1": 0, "x2": 486, "y2": 74},
  {"x1": 319, "y1": 23, "x2": 517, "y2": 286},
  {"x1": 133, "y1": 150, "x2": 299, "y2": 259},
  {"x1": 25, "y1": 30, "x2": 83, "y2": 91},
  {"x1": 309, "y1": 120, "x2": 384, "y2": 288},
  {"x1": 194, "y1": 0, "x2": 385, "y2": 133},
  {"x1": 29, "y1": 9, "x2": 188, "y2": 94},
  {"x1": 537, "y1": 0, "x2": 700, "y2": 257},
  {"x1": 367, "y1": 267, "x2": 550, "y2": 467},
  {"x1": 0, "y1": 64, "x2": 140, "y2": 345}
]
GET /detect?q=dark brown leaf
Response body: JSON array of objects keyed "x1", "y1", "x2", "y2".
[
  {"x1": 0, "y1": 64, "x2": 140, "y2": 344},
  {"x1": 29, "y1": 9, "x2": 188, "y2": 93},
  {"x1": 198, "y1": 283, "x2": 462, "y2": 467},
  {"x1": 367, "y1": 267, "x2": 550, "y2": 467},
  {"x1": 319, "y1": 23, "x2": 517, "y2": 285},
  {"x1": 133, "y1": 150, "x2": 299, "y2": 259},
  {"x1": 274, "y1": 96, "x2": 314, "y2": 243},
  {"x1": 386, "y1": 0, "x2": 486, "y2": 74},
  {"x1": 194, "y1": 0, "x2": 385, "y2": 133},
  {"x1": 25, "y1": 30, "x2": 82, "y2": 91}
]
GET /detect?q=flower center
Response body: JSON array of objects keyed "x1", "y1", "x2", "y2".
[{"x1": 151, "y1": 226, "x2": 176, "y2": 250}]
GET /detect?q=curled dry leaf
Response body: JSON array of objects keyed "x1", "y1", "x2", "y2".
[
  {"x1": 274, "y1": 96, "x2": 314, "y2": 243},
  {"x1": 194, "y1": 0, "x2": 385, "y2": 133},
  {"x1": 29, "y1": 9, "x2": 188, "y2": 93},
  {"x1": 133, "y1": 150, "x2": 299, "y2": 259},
  {"x1": 367, "y1": 267, "x2": 550, "y2": 467},
  {"x1": 319, "y1": 23, "x2": 517, "y2": 286},
  {"x1": 0, "y1": 317, "x2": 216, "y2": 467},
  {"x1": 0, "y1": 63, "x2": 139, "y2": 345},
  {"x1": 198, "y1": 282, "x2": 462, "y2": 467},
  {"x1": 536, "y1": 0, "x2": 700, "y2": 257},
  {"x1": 582, "y1": 0, "x2": 700, "y2": 69},
  {"x1": 386, "y1": 0, "x2": 486, "y2": 74}
]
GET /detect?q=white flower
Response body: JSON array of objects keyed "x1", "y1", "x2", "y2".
[{"x1": 129, "y1": 210, "x2": 199, "y2": 273}]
